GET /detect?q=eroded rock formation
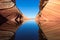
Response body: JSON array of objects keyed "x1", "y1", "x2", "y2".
[
  {"x1": 36, "y1": 0, "x2": 60, "y2": 40},
  {"x1": 0, "y1": 0, "x2": 23, "y2": 40}
]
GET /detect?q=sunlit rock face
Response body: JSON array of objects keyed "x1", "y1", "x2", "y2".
[
  {"x1": 36, "y1": 0, "x2": 48, "y2": 22},
  {"x1": 0, "y1": 0, "x2": 23, "y2": 40},
  {"x1": 37, "y1": 0, "x2": 60, "y2": 21},
  {"x1": 36, "y1": 0, "x2": 60, "y2": 40}
]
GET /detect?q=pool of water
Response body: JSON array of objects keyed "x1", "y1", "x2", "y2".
[
  {"x1": 14, "y1": 20, "x2": 47, "y2": 40},
  {"x1": 15, "y1": 20, "x2": 39, "y2": 40}
]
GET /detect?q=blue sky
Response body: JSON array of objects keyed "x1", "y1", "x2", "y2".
[{"x1": 16, "y1": 0, "x2": 40, "y2": 18}]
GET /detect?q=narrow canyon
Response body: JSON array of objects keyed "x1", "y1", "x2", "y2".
[
  {"x1": 36, "y1": 0, "x2": 60, "y2": 40},
  {"x1": 0, "y1": 0, "x2": 60, "y2": 40}
]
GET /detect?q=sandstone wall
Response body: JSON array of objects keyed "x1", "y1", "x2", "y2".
[
  {"x1": 36, "y1": 0, "x2": 60, "y2": 40},
  {"x1": 0, "y1": 0, "x2": 23, "y2": 40}
]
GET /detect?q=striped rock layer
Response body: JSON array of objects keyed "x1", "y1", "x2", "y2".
[{"x1": 36, "y1": 0, "x2": 60, "y2": 40}]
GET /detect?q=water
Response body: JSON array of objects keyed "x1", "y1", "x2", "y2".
[{"x1": 15, "y1": 20, "x2": 39, "y2": 40}]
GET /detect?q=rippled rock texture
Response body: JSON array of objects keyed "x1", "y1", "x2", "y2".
[
  {"x1": 36, "y1": 0, "x2": 60, "y2": 40},
  {"x1": 0, "y1": 0, "x2": 23, "y2": 40}
]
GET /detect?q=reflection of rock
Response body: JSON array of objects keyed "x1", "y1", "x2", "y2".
[
  {"x1": 0, "y1": 0, "x2": 23, "y2": 40},
  {"x1": 38, "y1": 21, "x2": 60, "y2": 40},
  {"x1": 38, "y1": 26, "x2": 47, "y2": 40},
  {"x1": 0, "y1": 31, "x2": 14, "y2": 40},
  {"x1": 36, "y1": 0, "x2": 60, "y2": 40}
]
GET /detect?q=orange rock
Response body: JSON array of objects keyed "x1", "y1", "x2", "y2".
[{"x1": 36, "y1": 0, "x2": 60, "y2": 40}]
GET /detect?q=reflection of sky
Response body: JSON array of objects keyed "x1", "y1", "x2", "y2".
[
  {"x1": 16, "y1": 0, "x2": 39, "y2": 18},
  {"x1": 15, "y1": 20, "x2": 39, "y2": 40}
]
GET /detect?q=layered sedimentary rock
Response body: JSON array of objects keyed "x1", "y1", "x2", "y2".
[
  {"x1": 0, "y1": 0, "x2": 15, "y2": 9},
  {"x1": 36, "y1": 0, "x2": 60, "y2": 40},
  {"x1": 0, "y1": 0, "x2": 23, "y2": 40}
]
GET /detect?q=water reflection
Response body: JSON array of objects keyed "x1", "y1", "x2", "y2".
[
  {"x1": 38, "y1": 26, "x2": 47, "y2": 40},
  {"x1": 37, "y1": 20, "x2": 60, "y2": 40},
  {"x1": 15, "y1": 20, "x2": 47, "y2": 40}
]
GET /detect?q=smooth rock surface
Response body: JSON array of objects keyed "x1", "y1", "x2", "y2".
[
  {"x1": 36, "y1": 0, "x2": 60, "y2": 40},
  {"x1": 0, "y1": 0, "x2": 15, "y2": 9}
]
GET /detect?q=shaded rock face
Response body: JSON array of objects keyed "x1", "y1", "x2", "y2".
[
  {"x1": 0, "y1": 0, "x2": 23, "y2": 40},
  {"x1": 0, "y1": 31, "x2": 14, "y2": 40},
  {"x1": 38, "y1": 26, "x2": 47, "y2": 40},
  {"x1": 40, "y1": 0, "x2": 48, "y2": 10}
]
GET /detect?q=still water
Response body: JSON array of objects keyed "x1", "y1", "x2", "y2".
[
  {"x1": 15, "y1": 20, "x2": 39, "y2": 40},
  {"x1": 14, "y1": 20, "x2": 47, "y2": 40}
]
